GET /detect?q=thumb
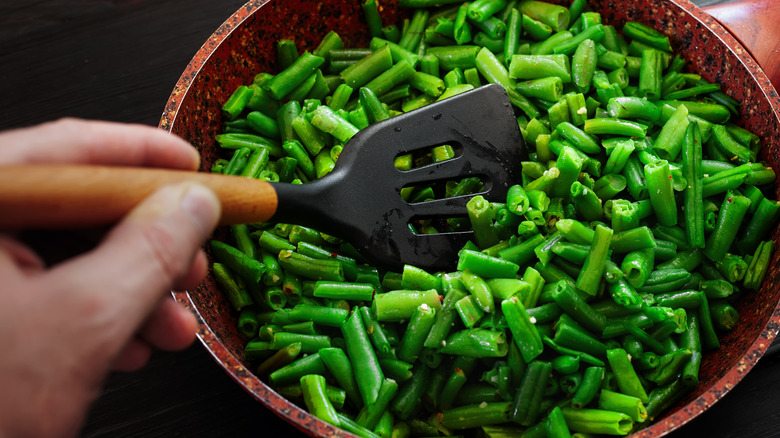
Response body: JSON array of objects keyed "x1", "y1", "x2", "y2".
[{"x1": 48, "y1": 182, "x2": 220, "y2": 341}]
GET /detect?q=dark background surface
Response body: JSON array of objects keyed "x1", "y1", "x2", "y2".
[{"x1": 2, "y1": 0, "x2": 780, "y2": 437}]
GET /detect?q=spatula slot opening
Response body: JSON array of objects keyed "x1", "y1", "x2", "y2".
[
  {"x1": 408, "y1": 214, "x2": 472, "y2": 236},
  {"x1": 393, "y1": 142, "x2": 464, "y2": 172},
  {"x1": 400, "y1": 176, "x2": 487, "y2": 205}
]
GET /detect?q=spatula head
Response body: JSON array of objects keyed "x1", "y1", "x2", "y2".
[{"x1": 275, "y1": 84, "x2": 525, "y2": 272}]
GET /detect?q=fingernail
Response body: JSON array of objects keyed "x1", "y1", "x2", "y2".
[{"x1": 179, "y1": 183, "x2": 221, "y2": 237}]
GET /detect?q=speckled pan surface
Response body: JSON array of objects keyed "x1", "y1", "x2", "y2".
[{"x1": 160, "y1": 0, "x2": 780, "y2": 437}]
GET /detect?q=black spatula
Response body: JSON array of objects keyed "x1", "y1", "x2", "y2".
[{"x1": 0, "y1": 84, "x2": 525, "y2": 271}]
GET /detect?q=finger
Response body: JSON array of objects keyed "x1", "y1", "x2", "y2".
[
  {"x1": 139, "y1": 298, "x2": 199, "y2": 351},
  {"x1": 48, "y1": 182, "x2": 220, "y2": 344},
  {"x1": 110, "y1": 337, "x2": 153, "y2": 372},
  {"x1": 0, "y1": 118, "x2": 200, "y2": 170},
  {"x1": 173, "y1": 249, "x2": 210, "y2": 292},
  {"x1": 0, "y1": 235, "x2": 45, "y2": 273}
]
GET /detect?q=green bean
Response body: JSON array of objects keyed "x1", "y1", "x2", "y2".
[
  {"x1": 318, "y1": 347, "x2": 363, "y2": 409},
  {"x1": 519, "y1": 0, "x2": 570, "y2": 31},
  {"x1": 458, "y1": 249, "x2": 520, "y2": 278},
  {"x1": 551, "y1": 283, "x2": 606, "y2": 336},
  {"x1": 714, "y1": 253, "x2": 747, "y2": 282},
  {"x1": 550, "y1": 354, "x2": 580, "y2": 375},
  {"x1": 409, "y1": 71, "x2": 446, "y2": 97},
  {"x1": 549, "y1": 241, "x2": 587, "y2": 264},
  {"x1": 474, "y1": 47, "x2": 512, "y2": 91},
  {"x1": 452, "y1": 4, "x2": 473, "y2": 44},
  {"x1": 605, "y1": 348, "x2": 649, "y2": 403},
  {"x1": 437, "y1": 367, "x2": 468, "y2": 411},
  {"x1": 222, "y1": 85, "x2": 254, "y2": 121},
  {"x1": 277, "y1": 249, "x2": 344, "y2": 281},
  {"x1": 262, "y1": 52, "x2": 325, "y2": 100},
  {"x1": 454, "y1": 297, "x2": 486, "y2": 327},
  {"x1": 502, "y1": 296, "x2": 544, "y2": 362},
  {"x1": 267, "y1": 349, "x2": 323, "y2": 385},
  {"x1": 373, "y1": 289, "x2": 442, "y2": 322},
  {"x1": 336, "y1": 413, "x2": 382, "y2": 438},
  {"x1": 508, "y1": 54, "x2": 571, "y2": 82},
  {"x1": 419, "y1": 53, "x2": 440, "y2": 77},
  {"x1": 556, "y1": 121, "x2": 600, "y2": 154},
  {"x1": 574, "y1": 224, "x2": 613, "y2": 296},
  {"x1": 223, "y1": 146, "x2": 251, "y2": 175},
  {"x1": 290, "y1": 114, "x2": 326, "y2": 155},
  {"x1": 424, "y1": 288, "x2": 468, "y2": 348},
  {"x1": 554, "y1": 218, "x2": 593, "y2": 244},
  {"x1": 356, "y1": 378, "x2": 398, "y2": 430},
  {"x1": 637, "y1": 48, "x2": 662, "y2": 101},
  {"x1": 210, "y1": 240, "x2": 266, "y2": 286},
  {"x1": 571, "y1": 38, "x2": 597, "y2": 93},
  {"x1": 439, "y1": 401, "x2": 512, "y2": 429},
  {"x1": 300, "y1": 374, "x2": 341, "y2": 426},
  {"x1": 502, "y1": 8, "x2": 523, "y2": 65},
  {"x1": 342, "y1": 310, "x2": 384, "y2": 406},
  {"x1": 296, "y1": 242, "x2": 357, "y2": 281},
  {"x1": 570, "y1": 181, "x2": 603, "y2": 221},
  {"x1": 328, "y1": 83, "x2": 353, "y2": 111},
  {"x1": 398, "y1": 9, "x2": 429, "y2": 52},
  {"x1": 401, "y1": 264, "x2": 442, "y2": 291},
  {"x1": 548, "y1": 146, "x2": 586, "y2": 200},
  {"x1": 426, "y1": 45, "x2": 480, "y2": 70},
  {"x1": 622, "y1": 21, "x2": 672, "y2": 52},
  {"x1": 610, "y1": 226, "x2": 655, "y2": 254},
  {"x1": 212, "y1": 262, "x2": 254, "y2": 311},
  {"x1": 510, "y1": 360, "x2": 552, "y2": 426},
  {"x1": 569, "y1": 366, "x2": 604, "y2": 409},
  {"x1": 745, "y1": 240, "x2": 774, "y2": 290},
  {"x1": 397, "y1": 303, "x2": 437, "y2": 363},
  {"x1": 474, "y1": 31, "x2": 505, "y2": 53},
  {"x1": 312, "y1": 281, "x2": 375, "y2": 301},
  {"x1": 703, "y1": 190, "x2": 751, "y2": 261},
  {"x1": 598, "y1": 390, "x2": 648, "y2": 423},
  {"x1": 470, "y1": 15, "x2": 506, "y2": 40},
  {"x1": 391, "y1": 364, "x2": 432, "y2": 420},
  {"x1": 310, "y1": 105, "x2": 360, "y2": 143},
  {"x1": 565, "y1": 92, "x2": 588, "y2": 126},
  {"x1": 515, "y1": 77, "x2": 563, "y2": 102},
  {"x1": 709, "y1": 300, "x2": 738, "y2": 331},
  {"x1": 440, "y1": 328, "x2": 509, "y2": 357},
  {"x1": 737, "y1": 198, "x2": 780, "y2": 254},
  {"x1": 644, "y1": 159, "x2": 678, "y2": 226},
  {"x1": 270, "y1": 330, "x2": 330, "y2": 353},
  {"x1": 361, "y1": 0, "x2": 384, "y2": 37},
  {"x1": 236, "y1": 307, "x2": 259, "y2": 338},
  {"x1": 584, "y1": 117, "x2": 648, "y2": 138},
  {"x1": 523, "y1": 13, "x2": 554, "y2": 41},
  {"x1": 645, "y1": 378, "x2": 692, "y2": 422},
  {"x1": 467, "y1": 195, "x2": 500, "y2": 248}
]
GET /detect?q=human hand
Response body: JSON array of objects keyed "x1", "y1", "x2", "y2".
[{"x1": 0, "y1": 118, "x2": 220, "y2": 438}]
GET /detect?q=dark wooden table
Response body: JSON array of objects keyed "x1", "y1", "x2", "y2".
[{"x1": 2, "y1": 1, "x2": 780, "y2": 437}]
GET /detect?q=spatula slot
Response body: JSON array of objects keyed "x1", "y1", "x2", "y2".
[
  {"x1": 405, "y1": 194, "x2": 480, "y2": 235},
  {"x1": 393, "y1": 142, "x2": 464, "y2": 172},
  {"x1": 408, "y1": 215, "x2": 472, "y2": 235},
  {"x1": 400, "y1": 176, "x2": 487, "y2": 204}
]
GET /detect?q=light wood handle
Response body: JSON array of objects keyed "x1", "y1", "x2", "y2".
[
  {"x1": 703, "y1": 0, "x2": 780, "y2": 89},
  {"x1": 0, "y1": 165, "x2": 279, "y2": 228}
]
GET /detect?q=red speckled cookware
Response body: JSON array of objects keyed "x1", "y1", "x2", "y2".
[{"x1": 160, "y1": 1, "x2": 780, "y2": 436}]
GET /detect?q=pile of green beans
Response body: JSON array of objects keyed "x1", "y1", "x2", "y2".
[{"x1": 209, "y1": 0, "x2": 779, "y2": 436}]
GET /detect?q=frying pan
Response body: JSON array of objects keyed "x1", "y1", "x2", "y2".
[{"x1": 159, "y1": 0, "x2": 780, "y2": 436}]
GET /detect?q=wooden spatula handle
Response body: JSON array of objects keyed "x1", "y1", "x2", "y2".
[{"x1": 0, "y1": 165, "x2": 279, "y2": 228}]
